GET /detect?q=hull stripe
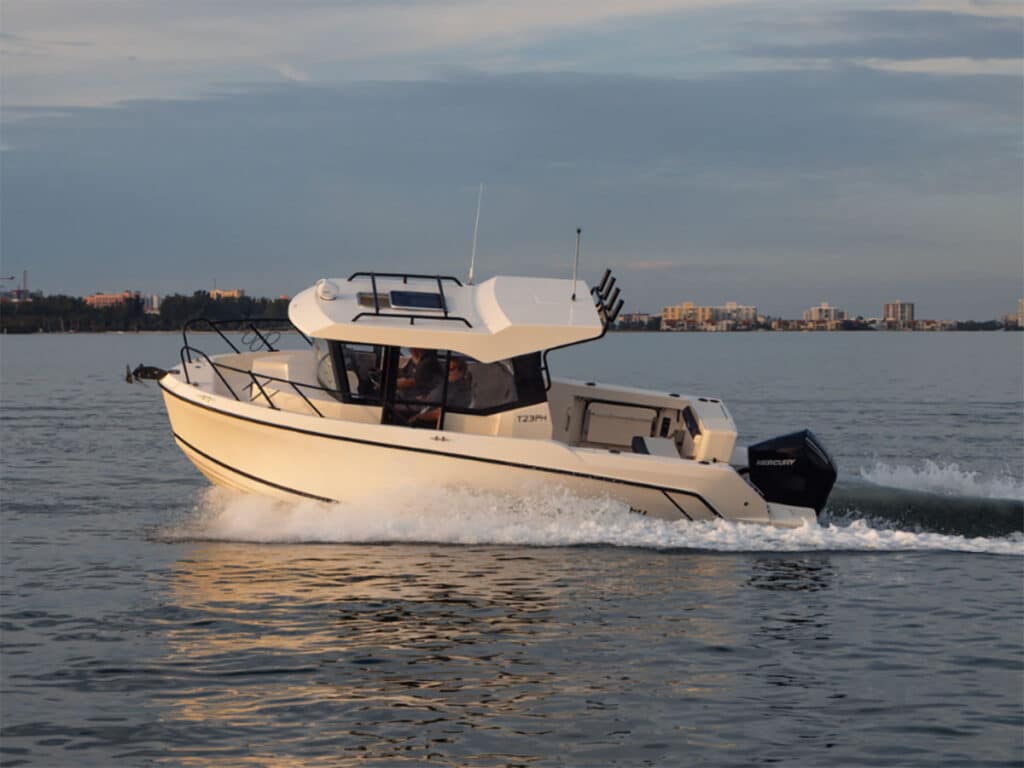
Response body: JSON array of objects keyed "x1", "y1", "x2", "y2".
[
  {"x1": 175, "y1": 433, "x2": 335, "y2": 502},
  {"x1": 661, "y1": 491, "x2": 695, "y2": 521},
  {"x1": 161, "y1": 381, "x2": 722, "y2": 519}
]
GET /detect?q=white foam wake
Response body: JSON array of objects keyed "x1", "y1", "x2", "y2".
[
  {"x1": 165, "y1": 486, "x2": 1023, "y2": 556},
  {"x1": 859, "y1": 460, "x2": 1024, "y2": 501}
]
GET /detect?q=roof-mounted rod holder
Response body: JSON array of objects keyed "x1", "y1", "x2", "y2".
[
  {"x1": 600, "y1": 276, "x2": 617, "y2": 303},
  {"x1": 585, "y1": 266, "x2": 622, "y2": 330},
  {"x1": 608, "y1": 298, "x2": 624, "y2": 324},
  {"x1": 571, "y1": 228, "x2": 582, "y2": 301}
]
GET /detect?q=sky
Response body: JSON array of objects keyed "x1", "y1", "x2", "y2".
[{"x1": 1, "y1": 0, "x2": 1022, "y2": 319}]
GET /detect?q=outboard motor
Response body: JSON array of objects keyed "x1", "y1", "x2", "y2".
[{"x1": 747, "y1": 430, "x2": 837, "y2": 514}]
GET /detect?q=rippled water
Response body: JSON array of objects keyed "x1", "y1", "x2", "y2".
[{"x1": 2, "y1": 332, "x2": 1022, "y2": 766}]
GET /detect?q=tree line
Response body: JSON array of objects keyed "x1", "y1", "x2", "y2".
[
  {"x1": 0, "y1": 292, "x2": 291, "y2": 334},
  {"x1": 1, "y1": 292, "x2": 1016, "y2": 333}
]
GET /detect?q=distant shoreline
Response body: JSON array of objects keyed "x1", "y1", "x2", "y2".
[
  {"x1": 1, "y1": 328, "x2": 1018, "y2": 336},
  {"x1": 3, "y1": 294, "x2": 1018, "y2": 334}
]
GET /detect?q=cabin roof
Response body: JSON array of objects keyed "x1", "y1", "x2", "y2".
[{"x1": 288, "y1": 273, "x2": 607, "y2": 363}]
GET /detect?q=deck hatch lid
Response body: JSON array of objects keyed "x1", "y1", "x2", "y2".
[{"x1": 388, "y1": 290, "x2": 445, "y2": 311}]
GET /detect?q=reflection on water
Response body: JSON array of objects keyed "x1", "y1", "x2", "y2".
[
  {"x1": 748, "y1": 557, "x2": 834, "y2": 593},
  {"x1": 3, "y1": 535, "x2": 1020, "y2": 766},
  {"x1": 743, "y1": 557, "x2": 841, "y2": 753},
  {"x1": 163, "y1": 545, "x2": 567, "y2": 759},
  {"x1": 155, "y1": 544, "x2": 757, "y2": 766}
]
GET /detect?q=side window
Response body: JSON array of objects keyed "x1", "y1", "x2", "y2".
[
  {"x1": 313, "y1": 338, "x2": 338, "y2": 391},
  {"x1": 511, "y1": 352, "x2": 546, "y2": 407},
  {"x1": 381, "y1": 347, "x2": 550, "y2": 427},
  {"x1": 464, "y1": 360, "x2": 516, "y2": 411},
  {"x1": 339, "y1": 343, "x2": 384, "y2": 404},
  {"x1": 458, "y1": 352, "x2": 546, "y2": 414}
]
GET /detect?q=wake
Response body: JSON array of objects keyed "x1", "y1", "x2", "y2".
[
  {"x1": 163, "y1": 485, "x2": 1022, "y2": 556},
  {"x1": 859, "y1": 460, "x2": 1023, "y2": 501}
]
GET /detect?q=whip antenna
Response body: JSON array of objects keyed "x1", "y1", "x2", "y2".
[
  {"x1": 571, "y1": 228, "x2": 582, "y2": 301},
  {"x1": 468, "y1": 183, "x2": 483, "y2": 285}
]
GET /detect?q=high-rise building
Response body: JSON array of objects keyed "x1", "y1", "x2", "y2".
[
  {"x1": 616, "y1": 312, "x2": 652, "y2": 329},
  {"x1": 660, "y1": 301, "x2": 756, "y2": 329},
  {"x1": 724, "y1": 302, "x2": 758, "y2": 324},
  {"x1": 803, "y1": 302, "x2": 847, "y2": 323},
  {"x1": 884, "y1": 301, "x2": 915, "y2": 328},
  {"x1": 660, "y1": 302, "x2": 695, "y2": 329}
]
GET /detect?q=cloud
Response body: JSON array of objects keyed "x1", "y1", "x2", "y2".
[
  {"x1": 2, "y1": 0, "x2": 744, "y2": 106},
  {"x1": 2, "y1": 67, "x2": 1019, "y2": 317},
  {"x1": 275, "y1": 63, "x2": 310, "y2": 83},
  {"x1": 6, "y1": 2, "x2": 1021, "y2": 108},
  {"x1": 622, "y1": 260, "x2": 684, "y2": 271},
  {"x1": 0, "y1": 30, "x2": 91, "y2": 49},
  {"x1": 745, "y1": 10, "x2": 1023, "y2": 63},
  {"x1": 859, "y1": 56, "x2": 1023, "y2": 76}
]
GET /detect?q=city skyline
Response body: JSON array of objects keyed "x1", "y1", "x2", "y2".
[
  {"x1": 8, "y1": 270, "x2": 1024, "y2": 321},
  {"x1": 2, "y1": 1, "x2": 1022, "y2": 319},
  {"x1": 11, "y1": 283, "x2": 1017, "y2": 325}
]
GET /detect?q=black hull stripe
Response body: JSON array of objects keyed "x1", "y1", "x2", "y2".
[
  {"x1": 160, "y1": 382, "x2": 720, "y2": 519},
  {"x1": 661, "y1": 491, "x2": 694, "y2": 521},
  {"x1": 175, "y1": 433, "x2": 336, "y2": 502}
]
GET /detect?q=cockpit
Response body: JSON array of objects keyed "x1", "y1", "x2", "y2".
[{"x1": 312, "y1": 338, "x2": 547, "y2": 430}]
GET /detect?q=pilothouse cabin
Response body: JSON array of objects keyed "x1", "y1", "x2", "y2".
[{"x1": 275, "y1": 271, "x2": 614, "y2": 439}]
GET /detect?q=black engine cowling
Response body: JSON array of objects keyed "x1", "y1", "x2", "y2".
[{"x1": 747, "y1": 430, "x2": 837, "y2": 514}]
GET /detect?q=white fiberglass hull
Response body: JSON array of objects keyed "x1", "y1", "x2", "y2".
[{"x1": 160, "y1": 375, "x2": 815, "y2": 528}]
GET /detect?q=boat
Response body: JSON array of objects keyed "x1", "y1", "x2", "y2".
[{"x1": 140, "y1": 269, "x2": 837, "y2": 527}]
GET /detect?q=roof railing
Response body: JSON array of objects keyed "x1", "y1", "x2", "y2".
[
  {"x1": 349, "y1": 311, "x2": 473, "y2": 328},
  {"x1": 347, "y1": 271, "x2": 463, "y2": 286},
  {"x1": 346, "y1": 271, "x2": 473, "y2": 327}
]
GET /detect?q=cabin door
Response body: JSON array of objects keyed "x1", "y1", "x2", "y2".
[{"x1": 379, "y1": 346, "x2": 451, "y2": 429}]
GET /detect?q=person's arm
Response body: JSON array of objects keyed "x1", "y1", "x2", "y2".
[
  {"x1": 409, "y1": 377, "x2": 446, "y2": 425},
  {"x1": 411, "y1": 406, "x2": 441, "y2": 424}
]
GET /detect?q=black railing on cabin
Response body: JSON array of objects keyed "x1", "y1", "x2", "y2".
[
  {"x1": 346, "y1": 271, "x2": 473, "y2": 328},
  {"x1": 179, "y1": 344, "x2": 331, "y2": 418},
  {"x1": 178, "y1": 317, "x2": 326, "y2": 417},
  {"x1": 182, "y1": 317, "x2": 312, "y2": 363},
  {"x1": 348, "y1": 271, "x2": 464, "y2": 286}
]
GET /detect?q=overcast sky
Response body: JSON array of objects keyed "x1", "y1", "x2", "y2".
[{"x1": 2, "y1": 0, "x2": 1021, "y2": 318}]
